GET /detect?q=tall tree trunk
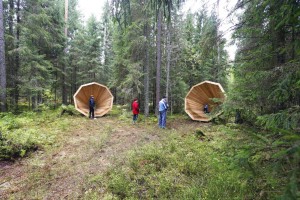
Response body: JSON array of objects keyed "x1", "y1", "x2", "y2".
[
  {"x1": 216, "y1": 0, "x2": 220, "y2": 81},
  {"x1": 62, "y1": 0, "x2": 68, "y2": 104},
  {"x1": 291, "y1": 22, "x2": 295, "y2": 60},
  {"x1": 166, "y1": 22, "x2": 171, "y2": 101},
  {"x1": 71, "y1": 65, "x2": 77, "y2": 104},
  {"x1": 54, "y1": 71, "x2": 57, "y2": 108},
  {"x1": 7, "y1": 0, "x2": 14, "y2": 107},
  {"x1": 143, "y1": 17, "x2": 150, "y2": 117},
  {"x1": 0, "y1": 0, "x2": 7, "y2": 112},
  {"x1": 14, "y1": 0, "x2": 21, "y2": 111},
  {"x1": 155, "y1": 8, "x2": 162, "y2": 115},
  {"x1": 28, "y1": 91, "x2": 30, "y2": 110}
]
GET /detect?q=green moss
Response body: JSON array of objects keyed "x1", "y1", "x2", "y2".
[{"x1": 0, "y1": 110, "x2": 71, "y2": 160}]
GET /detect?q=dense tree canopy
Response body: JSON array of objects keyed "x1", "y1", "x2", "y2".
[
  {"x1": 229, "y1": 0, "x2": 300, "y2": 131},
  {"x1": 0, "y1": 0, "x2": 298, "y2": 127},
  {"x1": 0, "y1": 0, "x2": 298, "y2": 123},
  {"x1": 0, "y1": 0, "x2": 299, "y2": 198}
]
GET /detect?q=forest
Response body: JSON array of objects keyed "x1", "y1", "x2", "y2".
[{"x1": 0, "y1": 0, "x2": 299, "y2": 199}]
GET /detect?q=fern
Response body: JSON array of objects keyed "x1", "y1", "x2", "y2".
[{"x1": 256, "y1": 106, "x2": 300, "y2": 131}]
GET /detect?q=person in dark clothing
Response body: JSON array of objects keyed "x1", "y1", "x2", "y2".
[
  {"x1": 89, "y1": 95, "x2": 95, "y2": 119},
  {"x1": 204, "y1": 104, "x2": 209, "y2": 113},
  {"x1": 235, "y1": 109, "x2": 243, "y2": 124}
]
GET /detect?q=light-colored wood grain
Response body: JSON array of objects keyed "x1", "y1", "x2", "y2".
[
  {"x1": 185, "y1": 81, "x2": 225, "y2": 122},
  {"x1": 73, "y1": 82, "x2": 114, "y2": 117}
]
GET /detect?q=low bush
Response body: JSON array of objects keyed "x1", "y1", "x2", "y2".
[
  {"x1": 91, "y1": 130, "x2": 250, "y2": 199},
  {"x1": 84, "y1": 121, "x2": 299, "y2": 199},
  {"x1": 0, "y1": 109, "x2": 71, "y2": 160}
]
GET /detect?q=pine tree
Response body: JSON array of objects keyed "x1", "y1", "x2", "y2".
[
  {"x1": 0, "y1": 0, "x2": 6, "y2": 111},
  {"x1": 16, "y1": 0, "x2": 65, "y2": 109},
  {"x1": 230, "y1": 0, "x2": 300, "y2": 130}
]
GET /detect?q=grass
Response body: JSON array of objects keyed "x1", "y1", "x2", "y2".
[
  {"x1": 1, "y1": 106, "x2": 299, "y2": 199},
  {"x1": 89, "y1": 127, "x2": 250, "y2": 199},
  {"x1": 0, "y1": 109, "x2": 73, "y2": 160},
  {"x1": 82, "y1": 121, "x2": 299, "y2": 199}
]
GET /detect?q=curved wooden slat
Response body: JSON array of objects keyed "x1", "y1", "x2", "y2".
[
  {"x1": 185, "y1": 81, "x2": 225, "y2": 122},
  {"x1": 73, "y1": 82, "x2": 114, "y2": 117}
]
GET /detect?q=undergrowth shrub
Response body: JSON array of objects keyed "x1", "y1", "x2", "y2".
[
  {"x1": 0, "y1": 109, "x2": 71, "y2": 160},
  {"x1": 82, "y1": 120, "x2": 299, "y2": 199},
  {"x1": 256, "y1": 106, "x2": 300, "y2": 132},
  {"x1": 220, "y1": 125, "x2": 300, "y2": 199},
  {"x1": 0, "y1": 130, "x2": 39, "y2": 160},
  {"x1": 109, "y1": 105, "x2": 125, "y2": 117},
  {"x1": 60, "y1": 104, "x2": 80, "y2": 116},
  {"x1": 90, "y1": 132, "x2": 249, "y2": 199}
]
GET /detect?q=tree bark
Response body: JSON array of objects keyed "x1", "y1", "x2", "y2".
[
  {"x1": 14, "y1": 0, "x2": 21, "y2": 110},
  {"x1": 166, "y1": 22, "x2": 171, "y2": 101},
  {"x1": 165, "y1": 20, "x2": 173, "y2": 114},
  {"x1": 7, "y1": 0, "x2": 14, "y2": 107},
  {"x1": 62, "y1": 0, "x2": 68, "y2": 105},
  {"x1": 0, "y1": 0, "x2": 7, "y2": 111},
  {"x1": 155, "y1": 8, "x2": 162, "y2": 115},
  {"x1": 143, "y1": 14, "x2": 150, "y2": 117},
  {"x1": 216, "y1": 0, "x2": 220, "y2": 81}
]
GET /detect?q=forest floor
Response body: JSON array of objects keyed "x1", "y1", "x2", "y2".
[{"x1": 0, "y1": 115, "x2": 202, "y2": 199}]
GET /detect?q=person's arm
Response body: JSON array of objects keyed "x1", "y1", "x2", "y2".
[{"x1": 164, "y1": 101, "x2": 168, "y2": 110}]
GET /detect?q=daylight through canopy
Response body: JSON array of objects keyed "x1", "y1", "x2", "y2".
[
  {"x1": 185, "y1": 81, "x2": 225, "y2": 122},
  {"x1": 73, "y1": 82, "x2": 114, "y2": 117}
]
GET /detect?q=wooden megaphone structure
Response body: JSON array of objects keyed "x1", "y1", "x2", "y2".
[
  {"x1": 73, "y1": 82, "x2": 114, "y2": 117},
  {"x1": 185, "y1": 81, "x2": 225, "y2": 122}
]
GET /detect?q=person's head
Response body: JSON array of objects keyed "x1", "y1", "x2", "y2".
[
  {"x1": 133, "y1": 98, "x2": 138, "y2": 102},
  {"x1": 90, "y1": 95, "x2": 94, "y2": 99},
  {"x1": 162, "y1": 96, "x2": 166, "y2": 100}
]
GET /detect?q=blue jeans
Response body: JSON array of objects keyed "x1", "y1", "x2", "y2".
[
  {"x1": 159, "y1": 110, "x2": 167, "y2": 128},
  {"x1": 133, "y1": 114, "x2": 138, "y2": 122}
]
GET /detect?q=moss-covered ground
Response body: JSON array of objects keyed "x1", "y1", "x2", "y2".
[{"x1": 0, "y1": 106, "x2": 299, "y2": 199}]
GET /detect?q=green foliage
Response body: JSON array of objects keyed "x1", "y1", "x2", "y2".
[
  {"x1": 118, "y1": 108, "x2": 132, "y2": 122},
  {"x1": 19, "y1": 0, "x2": 65, "y2": 103},
  {"x1": 68, "y1": 14, "x2": 106, "y2": 88},
  {"x1": 108, "y1": 105, "x2": 125, "y2": 117},
  {"x1": 180, "y1": 10, "x2": 229, "y2": 88},
  {"x1": 279, "y1": 172, "x2": 300, "y2": 200},
  {"x1": 60, "y1": 104, "x2": 79, "y2": 116},
  {"x1": 0, "y1": 109, "x2": 71, "y2": 160},
  {"x1": 78, "y1": 119, "x2": 300, "y2": 199},
  {"x1": 256, "y1": 106, "x2": 300, "y2": 131},
  {"x1": 90, "y1": 130, "x2": 252, "y2": 199},
  {"x1": 222, "y1": 125, "x2": 300, "y2": 199},
  {"x1": 0, "y1": 110, "x2": 298, "y2": 198},
  {"x1": 170, "y1": 80, "x2": 189, "y2": 113},
  {"x1": 229, "y1": 0, "x2": 300, "y2": 129},
  {"x1": 110, "y1": 8, "x2": 146, "y2": 104}
]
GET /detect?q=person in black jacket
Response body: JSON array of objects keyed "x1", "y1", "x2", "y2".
[
  {"x1": 204, "y1": 104, "x2": 209, "y2": 113},
  {"x1": 89, "y1": 95, "x2": 95, "y2": 119}
]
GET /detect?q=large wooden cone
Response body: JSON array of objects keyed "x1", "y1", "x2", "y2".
[
  {"x1": 73, "y1": 82, "x2": 114, "y2": 117},
  {"x1": 185, "y1": 81, "x2": 225, "y2": 122}
]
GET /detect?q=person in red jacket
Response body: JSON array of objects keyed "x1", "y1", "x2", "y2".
[{"x1": 132, "y1": 98, "x2": 139, "y2": 124}]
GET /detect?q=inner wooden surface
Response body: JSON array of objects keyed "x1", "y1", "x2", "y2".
[
  {"x1": 185, "y1": 82, "x2": 225, "y2": 122},
  {"x1": 74, "y1": 84, "x2": 113, "y2": 117}
]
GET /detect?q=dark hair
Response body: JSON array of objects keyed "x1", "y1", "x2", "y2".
[
  {"x1": 133, "y1": 98, "x2": 138, "y2": 101},
  {"x1": 162, "y1": 96, "x2": 166, "y2": 99}
]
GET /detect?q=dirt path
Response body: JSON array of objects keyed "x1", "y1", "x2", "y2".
[
  {"x1": 0, "y1": 117, "x2": 204, "y2": 199},
  {"x1": 0, "y1": 117, "x2": 164, "y2": 199}
]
